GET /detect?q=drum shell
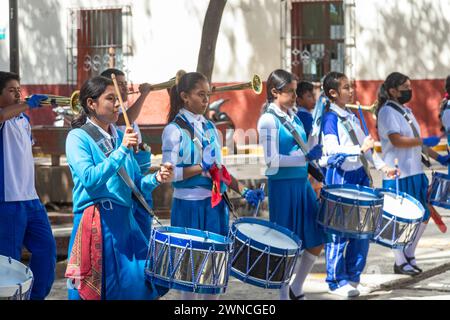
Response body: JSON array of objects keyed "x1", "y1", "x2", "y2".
[
  {"x1": 372, "y1": 190, "x2": 425, "y2": 249},
  {"x1": 318, "y1": 185, "x2": 384, "y2": 239},
  {"x1": 145, "y1": 227, "x2": 232, "y2": 295},
  {"x1": 428, "y1": 172, "x2": 450, "y2": 209},
  {"x1": 229, "y1": 218, "x2": 302, "y2": 289}
]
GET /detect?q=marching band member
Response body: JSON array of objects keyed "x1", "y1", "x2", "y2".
[
  {"x1": 65, "y1": 76, "x2": 173, "y2": 300},
  {"x1": 295, "y1": 81, "x2": 316, "y2": 137},
  {"x1": 101, "y1": 68, "x2": 154, "y2": 240},
  {"x1": 439, "y1": 75, "x2": 450, "y2": 174},
  {"x1": 321, "y1": 72, "x2": 397, "y2": 297},
  {"x1": 257, "y1": 69, "x2": 325, "y2": 300},
  {"x1": 0, "y1": 71, "x2": 56, "y2": 300},
  {"x1": 377, "y1": 72, "x2": 450, "y2": 275},
  {"x1": 162, "y1": 71, "x2": 264, "y2": 300}
]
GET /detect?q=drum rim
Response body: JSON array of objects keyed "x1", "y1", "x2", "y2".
[
  {"x1": 230, "y1": 268, "x2": 288, "y2": 289},
  {"x1": 319, "y1": 225, "x2": 375, "y2": 239},
  {"x1": 230, "y1": 217, "x2": 302, "y2": 255},
  {"x1": 0, "y1": 255, "x2": 34, "y2": 298},
  {"x1": 378, "y1": 188, "x2": 425, "y2": 223},
  {"x1": 432, "y1": 171, "x2": 450, "y2": 179},
  {"x1": 145, "y1": 271, "x2": 227, "y2": 295},
  {"x1": 321, "y1": 184, "x2": 383, "y2": 206},
  {"x1": 429, "y1": 200, "x2": 450, "y2": 210},
  {"x1": 152, "y1": 226, "x2": 232, "y2": 251}
]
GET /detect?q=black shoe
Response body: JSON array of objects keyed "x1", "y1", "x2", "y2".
[
  {"x1": 394, "y1": 263, "x2": 420, "y2": 276},
  {"x1": 405, "y1": 256, "x2": 423, "y2": 273},
  {"x1": 289, "y1": 287, "x2": 305, "y2": 300}
]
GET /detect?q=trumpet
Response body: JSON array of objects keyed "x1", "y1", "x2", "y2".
[
  {"x1": 26, "y1": 91, "x2": 81, "y2": 114},
  {"x1": 128, "y1": 70, "x2": 187, "y2": 95},
  {"x1": 210, "y1": 74, "x2": 263, "y2": 95},
  {"x1": 345, "y1": 100, "x2": 378, "y2": 118}
]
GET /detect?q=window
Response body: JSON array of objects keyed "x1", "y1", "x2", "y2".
[
  {"x1": 291, "y1": 1, "x2": 345, "y2": 82},
  {"x1": 67, "y1": 7, "x2": 131, "y2": 88}
]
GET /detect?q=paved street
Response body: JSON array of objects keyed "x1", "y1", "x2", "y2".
[{"x1": 46, "y1": 157, "x2": 450, "y2": 300}]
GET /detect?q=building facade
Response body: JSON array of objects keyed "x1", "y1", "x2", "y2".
[{"x1": 0, "y1": 0, "x2": 449, "y2": 136}]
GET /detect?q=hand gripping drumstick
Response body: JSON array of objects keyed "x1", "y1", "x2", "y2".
[
  {"x1": 253, "y1": 183, "x2": 266, "y2": 218},
  {"x1": 111, "y1": 73, "x2": 138, "y2": 153}
]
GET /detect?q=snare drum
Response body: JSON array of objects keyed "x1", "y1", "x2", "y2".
[
  {"x1": 372, "y1": 189, "x2": 424, "y2": 248},
  {"x1": 0, "y1": 255, "x2": 34, "y2": 300},
  {"x1": 318, "y1": 184, "x2": 384, "y2": 239},
  {"x1": 229, "y1": 217, "x2": 302, "y2": 289},
  {"x1": 145, "y1": 226, "x2": 232, "y2": 295},
  {"x1": 428, "y1": 172, "x2": 450, "y2": 209}
]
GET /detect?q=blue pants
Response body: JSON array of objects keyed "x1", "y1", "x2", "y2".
[
  {"x1": 0, "y1": 200, "x2": 56, "y2": 300},
  {"x1": 324, "y1": 166, "x2": 370, "y2": 290}
]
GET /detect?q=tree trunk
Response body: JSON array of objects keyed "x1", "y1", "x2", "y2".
[{"x1": 196, "y1": 0, "x2": 227, "y2": 82}]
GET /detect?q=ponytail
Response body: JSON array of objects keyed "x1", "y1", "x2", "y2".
[
  {"x1": 167, "y1": 70, "x2": 207, "y2": 123},
  {"x1": 376, "y1": 72, "x2": 410, "y2": 118}
]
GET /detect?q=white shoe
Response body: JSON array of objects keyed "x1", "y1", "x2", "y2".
[
  {"x1": 328, "y1": 284, "x2": 360, "y2": 298},
  {"x1": 349, "y1": 282, "x2": 373, "y2": 295}
]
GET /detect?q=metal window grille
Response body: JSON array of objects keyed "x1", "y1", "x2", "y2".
[{"x1": 67, "y1": 6, "x2": 131, "y2": 88}]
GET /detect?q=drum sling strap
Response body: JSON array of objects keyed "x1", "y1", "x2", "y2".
[
  {"x1": 81, "y1": 122, "x2": 157, "y2": 219},
  {"x1": 336, "y1": 115, "x2": 374, "y2": 187},
  {"x1": 173, "y1": 116, "x2": 237, "y2": 216},
  {"x1": 267, "y1": 110, "x2": 325, "y2": 183},
  {"x1": 384, "y1": 101, "x2": 432, "y2": 168}
]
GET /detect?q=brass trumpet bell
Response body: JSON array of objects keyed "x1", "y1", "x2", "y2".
[
  {"x1": 345, "y1": 101, "x2": 378, "y2": 119},
  {"x1": 211, "y1": 74, "x2": 263, "y2": 95},
  {"x1": 26, "y1": 91, "x2": 81, "y2": 114}
]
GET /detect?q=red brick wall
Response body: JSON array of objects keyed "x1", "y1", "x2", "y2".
[{"x1": 22, "y1": 79, "x2": 446, "y2": 139}]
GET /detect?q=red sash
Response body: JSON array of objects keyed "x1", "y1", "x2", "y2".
[{"x1": 65, "y1": 205, "x2": 103, "y2": 300}]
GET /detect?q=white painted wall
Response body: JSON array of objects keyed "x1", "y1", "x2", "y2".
[
  {"x1": 353, "y1": 0, "x2": 450, "y2": 81},
  {"x1": 0, "y1": 0, "x2": 10, "y2": 71},
  {"x1": 8, "y1": 0, "x2": 280, "y2": 85}
]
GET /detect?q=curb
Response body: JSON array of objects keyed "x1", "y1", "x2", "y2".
[{"x1": 360, "y1": 261, "x2": 450, "y2": 299}]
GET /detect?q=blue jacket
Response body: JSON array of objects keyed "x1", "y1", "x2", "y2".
[{"x1": 66, "y1": 128, "x2": 159, "y2": 213}]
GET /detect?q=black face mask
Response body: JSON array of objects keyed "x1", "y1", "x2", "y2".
[{"x1": 398, "y1": 89, "x2": 412, "y2": 104}]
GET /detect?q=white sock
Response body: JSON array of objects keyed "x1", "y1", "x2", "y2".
[
  {"x1": 404, "y1": 222, "x2": 427, "y2": 266},
  {"x1": 279, "y1": 284, "x2": 289, "y2": 300},
  {"x1": 290, "y1": 251, "x2": 318, "y2": 297},
  {"x1": 393, "y1": 249, "x2": 407, "y2": 266}
]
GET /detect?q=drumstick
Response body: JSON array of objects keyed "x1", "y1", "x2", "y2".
[
  {"x1": 429, "y1": 204, "x2": 447, "y2": 233},
  {"x1": 357, "y1": 101, "x2": 370, "y2": 136},
  {"x1": 111, "y1": 73, "x2": 131, "y2": 128},
  {"x1": 394, "y1": 158, "x2": 399, "y2": 198},
  {"x1": 253, "y1": 183, "x2": 266, "y2": 218}
]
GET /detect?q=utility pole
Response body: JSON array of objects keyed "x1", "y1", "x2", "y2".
[{"x1": 9, "y1": 0, "x2": 19, "y2": 74}]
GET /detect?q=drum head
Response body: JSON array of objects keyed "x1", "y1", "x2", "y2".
[
  {"x1": 0, "y1": 255, "x2": 33, "y2": 298},
  {"x1": 327, "y1": 188, "x2": 380, "y2": 201},
  {"x1": 382, "y1": 192, "x2": 424, "y2": 220},
  {"x1": 235, "y1": 222, "x2": 299, "y2": 250}
]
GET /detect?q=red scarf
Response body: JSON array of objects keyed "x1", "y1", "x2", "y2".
[
  {"x1": 65, "y1": 205, "x2": 103, "y2": 300},
  {"x1": 209, "y1": 164, "x2": 232, "y2": 207}
]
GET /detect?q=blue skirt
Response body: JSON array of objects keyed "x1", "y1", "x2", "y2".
[
  {"x1": 268, "y1": 178, "x2": 326, "y2": 250},
  {"x1": 67, "y1": 202, "x2": 167, "y2": 300},
  {"x1": 383, "y1": 173, "x2": 430, "y2": 221},
  {"x1": 171, "y1": 197, "x2": 229, "y2": 236}
]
